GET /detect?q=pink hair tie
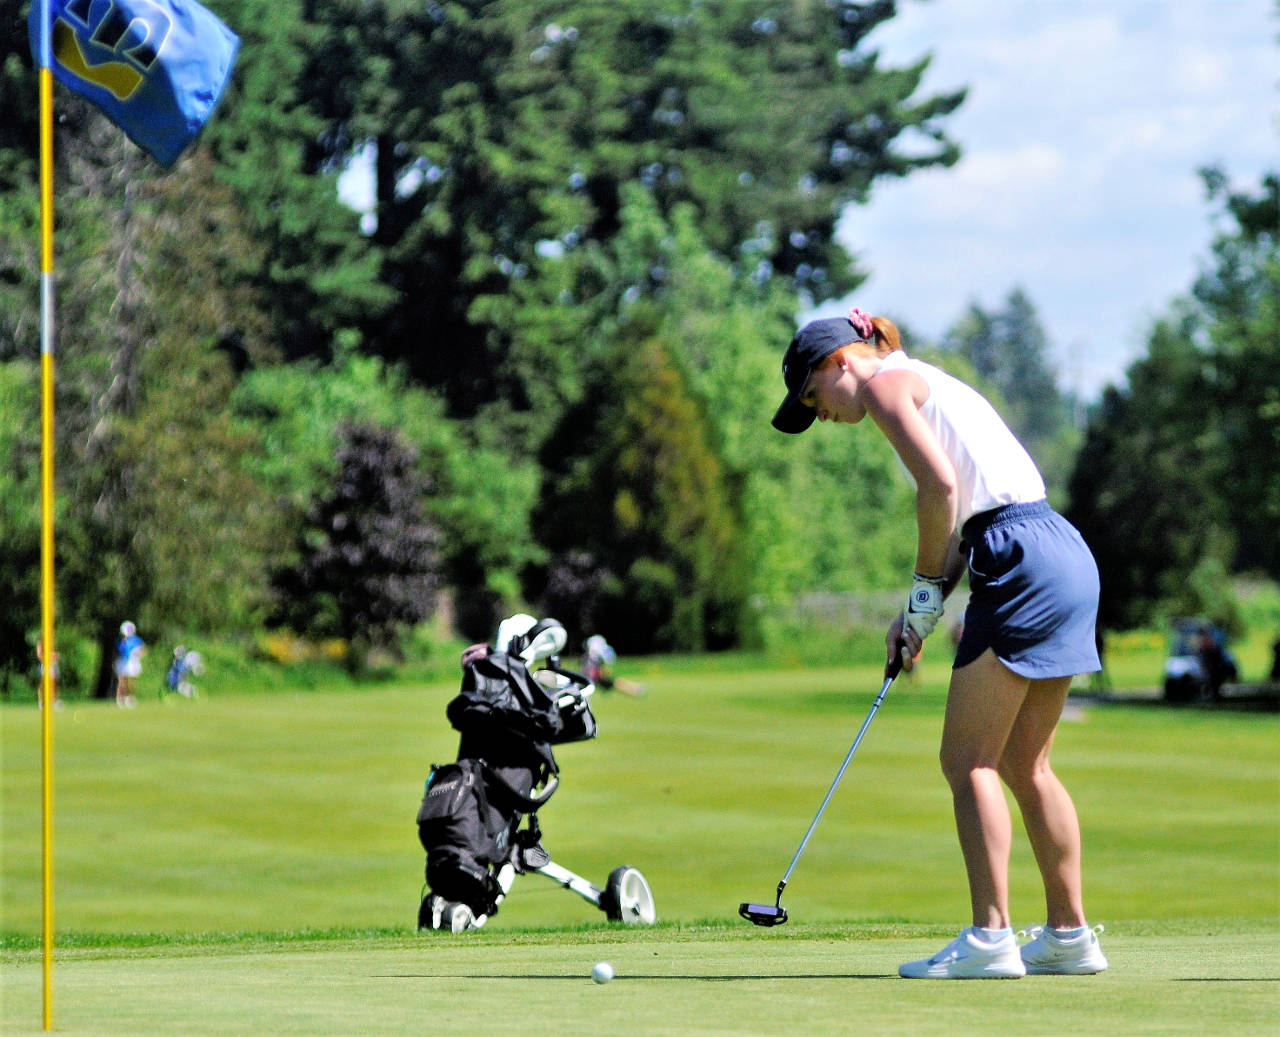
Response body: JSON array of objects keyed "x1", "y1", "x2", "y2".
[{"x1": 848, "y1": 307, "x2": 874, "y2": 341}]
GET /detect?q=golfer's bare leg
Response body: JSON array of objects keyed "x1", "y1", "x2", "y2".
[
  {"x1": 998, "y1": 675, "x2": 1087, "y2": 930},
  {"x1": 940, "y1": 650, "x2": 1029, "y2": 930}
]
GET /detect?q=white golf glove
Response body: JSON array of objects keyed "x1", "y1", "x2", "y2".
[{"x1": 903, "y1": 572, "x2": 946, "y2": 640}]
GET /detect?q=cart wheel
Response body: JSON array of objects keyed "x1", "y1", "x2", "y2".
[{"x1": 600, "y1": 865, "x2": 656, "y2": 924}]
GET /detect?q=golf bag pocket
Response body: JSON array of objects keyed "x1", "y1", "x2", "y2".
[{"x1": 417, "y1": 760, "x2": 504, "y2": 913}]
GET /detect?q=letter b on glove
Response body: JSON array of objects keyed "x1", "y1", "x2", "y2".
[{"x1": 904, "y1": 574, "x2": 945, "y2": 639}]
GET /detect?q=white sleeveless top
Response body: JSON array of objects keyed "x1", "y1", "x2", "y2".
[{"x1": 873, "y1": 351, "x2": 1046, "y2": 531}]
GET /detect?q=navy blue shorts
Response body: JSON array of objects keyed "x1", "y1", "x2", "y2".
[{"x1": 954, "y1": 500, "x2": 1101, "y2": 679}]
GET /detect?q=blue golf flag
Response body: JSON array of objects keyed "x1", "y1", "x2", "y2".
[{"x1": 29, "y1": 0, "x2": 240, "y2": 166}]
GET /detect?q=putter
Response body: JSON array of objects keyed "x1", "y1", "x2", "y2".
[{"x1": 739, "y1": 652, "x2": 903, "y2": 927}]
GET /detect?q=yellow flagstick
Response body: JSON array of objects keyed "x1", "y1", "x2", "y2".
[
  {"x1": 38, "y1": 0, "x2": 58, "y2": 1027},
  {"x1": 31, "y1": 0, "x2": 239, "y2": 1025}
]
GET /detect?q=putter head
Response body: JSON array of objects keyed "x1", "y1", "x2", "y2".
[{"x1": 739, "y1": 902, "x2": 788, "y2": 927}]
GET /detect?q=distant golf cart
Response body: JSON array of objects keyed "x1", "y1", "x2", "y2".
[{"x1": 1163, "y1": 618, "x2": 1238, "y2": 702}]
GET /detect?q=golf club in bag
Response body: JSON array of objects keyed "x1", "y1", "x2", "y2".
[{"x1": 739, "y1": 652, "x2": 903, "y2": 926}]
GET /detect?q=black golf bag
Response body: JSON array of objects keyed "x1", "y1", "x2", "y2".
[{"x1": 416, "y1": 619, "x2": 598, "y2": 926}]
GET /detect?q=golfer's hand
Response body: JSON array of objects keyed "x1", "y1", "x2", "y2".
[
  {"x1": 886, "y1": 612, "x2": 922, "y2": 673},
  {"x1": 904, "y1": 572, "x2": 945, "y2": 640}
]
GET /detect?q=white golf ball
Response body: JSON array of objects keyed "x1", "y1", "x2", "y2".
[{"x1": 591, "y1": 961, "x2": 614, "y2": 984}]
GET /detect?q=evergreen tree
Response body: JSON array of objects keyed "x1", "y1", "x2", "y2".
[
  {"x1": 532, "y1": 320, "x2": 749, "y2": 653},
  {"x1": 300, "y1": 0, "x2": 964, "y2": 429},
  {"x1": 1066, "y1": 169, "x2": 1279, "y2": 628},
  {"x1": 204, "y1": 0, "x2": 394, "y2": 359},
  {"x1": 943, "y1": 288, "x2": 1066, "y2": 447},
  {"x1": 996, "y1": 288, "x2": 1064, "y2": 443},
  {"x1": 1066, "y1": 313, "x2": 1230, "y2": 629},
  {"x1": 941, "y1": 288, "x2": 1076, "y2": 498},
  {"x1": 1192, "y1": 169, "x2": 1280, "y2": 578},
  {"x1": 0, "y1": 0, "x2": 968, "y2": 660}
]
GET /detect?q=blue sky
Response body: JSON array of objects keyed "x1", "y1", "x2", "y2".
[{"x1": 816, "y1": 0, "x2": 1278, "y2": 398}]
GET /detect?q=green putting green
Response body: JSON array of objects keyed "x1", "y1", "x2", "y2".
[{"x1": 3, "y1": 658, "x2": 1277, "y2": 1033}]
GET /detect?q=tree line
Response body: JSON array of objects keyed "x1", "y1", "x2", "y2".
[
  {"x1": 0, "y1": 1, "x2": 1274, "y2": 695},
  {"x1": 1067, "y1": 170, "x2": 1280, "y2": 635}
]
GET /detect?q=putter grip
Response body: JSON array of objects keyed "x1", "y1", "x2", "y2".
[{"x1": 885, "y1": 644, "x2": 904, "y2": 680}]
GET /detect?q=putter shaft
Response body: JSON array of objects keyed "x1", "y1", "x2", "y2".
[{"x1": 777, "y1": 665, "x2": 898, "y2": 890}]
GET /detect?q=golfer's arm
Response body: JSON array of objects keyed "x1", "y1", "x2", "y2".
[
  {"x1": 938, "y1": 534, "x2": 966, "y2": 599},
  {"x1": 911, "y1": 468, "x2": 956, "y2": 580},
  {"x1": 863, "y1": 373, "x2": 958, "y2": 580}
]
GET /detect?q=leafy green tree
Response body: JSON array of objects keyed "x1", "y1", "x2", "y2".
[
  {"x1": 271, "y1": 422, "x2": 441, "y2": 664},
  {"x1": 0, "y1": 0, "x2": 968, "y2": 660},
  {"x1": 528, "y1": 187, "x2": 918, "y2": 650},
  {"x1": 233, "y1": 348, "x2": 541, "y2": 641},
  {"x1": 301, "y1": 0, "x2": 964, "y2": 430},
  {"x1": 0, "y1": 102, "x2": 282, "y2": 694},
  {"x1": 610, "y1": 186, "x2": 916, "y2": 604},
  {"x1": 73, "y1": 164, "x2": 281, "y2": 694},
  {"x1": 0, "y1": 31, "x2": 44, "y2": 690}
]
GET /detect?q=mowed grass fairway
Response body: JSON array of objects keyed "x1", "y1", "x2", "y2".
[{"x1": 3, "y1": 658, "x2": 1278, "y2": 1034}]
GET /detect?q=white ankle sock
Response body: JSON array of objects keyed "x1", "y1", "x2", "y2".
[
  {"x1": 1048, "y1": 925, "x2": 1089, "y2": 939},
  {"x1": 973, "y1": 926, "x2": 1013, "y2": 944}
]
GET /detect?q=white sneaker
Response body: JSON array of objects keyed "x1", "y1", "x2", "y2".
[
  {"x1": 899, "y1": 927, "x2": 1026, "y2": 979},
  {"x1": 1019, "y1": 924, "x2": 1108, "y2": 975}
]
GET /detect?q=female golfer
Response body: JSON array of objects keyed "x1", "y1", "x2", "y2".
[{"x1": 772, "y1": 308, "x2": 1107, "y2": 979}]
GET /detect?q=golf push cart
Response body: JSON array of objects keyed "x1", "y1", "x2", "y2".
[
  {"x1": 1163, "y1": 617, "x2": 1239, "y2": 702},
  {"x1": 415, "y1": 614, "x2": 657, "y2": 932}
]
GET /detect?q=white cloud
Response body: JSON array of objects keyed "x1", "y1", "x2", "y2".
[
  {"x1": 964, "y1": 143, "x2": 1067, "y2": 190},
  {"x1": 1182, "y1": 52, "x2": 1230, "y2": 93}
]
